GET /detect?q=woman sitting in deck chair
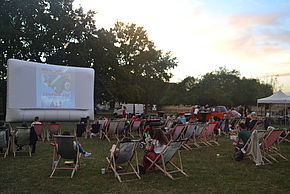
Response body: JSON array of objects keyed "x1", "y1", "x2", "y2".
[{"x1": 143, "y1": 128, "x2": 169, "y2": 170}]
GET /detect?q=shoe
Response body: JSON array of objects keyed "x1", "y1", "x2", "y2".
[{"x1": 84, "y1": 152, "x2": 92, "y2": 157}]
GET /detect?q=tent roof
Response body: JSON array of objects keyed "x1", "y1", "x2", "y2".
[{"x1": 257, "y1": 90, "x2": 290, "y2": 104}]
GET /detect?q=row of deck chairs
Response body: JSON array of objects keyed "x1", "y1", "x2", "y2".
[
  {"x1": 27, "y1": 123, "x2": 61, "y2": 142},
  {"x1": 85, "y1": 119, "x2": 143, "y2": 142},
  {"x1": 241, "y1": 127, "x2": 288, "y2": 165},
  {"x1": 167, "y1": 122, "x2": 219, "y2": 149}
]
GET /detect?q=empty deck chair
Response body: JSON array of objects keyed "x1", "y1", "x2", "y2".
[
  {"x1": 47, "y1": 123, "x2": 61, "y2": 141},
  {"x1": 33, "y1": 124, "x2": 45, "y2": 142},
  {"x1": 198, "y1": 123, "x2": 219, "y2": 146},
  {"x1": 104, "y1": 120, "x2": 119, "y2": 142},
  {"x1": 146, "y1": 140, "x2": 188, "y2": 180},
  {"x1": 193, "y1": 123, "x2": 207, "y2": 148},
  {"x1": 116, "y1": 119, "x2": 127, "y2": 140},
  {"x1": 129, "y1": 120, "x2": 142, "y2": 138},
  {"x1": 170, "y1": 124, "x2": 186, "y2": 141},
  {"x1": 50, "y1": 135, "x2": 81, "y2": 178},
  {"x1": 182, "y1": 123, "x2": 198, "y2": 150},
  {"x1": 106, "y1": 140, "x2": 140, "y2": 182},
  {"x1": 13, "y1": 127, "x2": 32, "y2": 157},
  {"x1": 98, "y1": 119, "x2": 108, "y2": 139},
  {"x1": 0, "y1": 127, "x2": 11, "y2": 158},
  {"x1": 260, "y1": 129, "x2": 288, "y2": 164}
]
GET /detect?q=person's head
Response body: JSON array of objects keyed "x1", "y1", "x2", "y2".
[
  {"x1": 238, "y1": 123, "x2": 246, "y2": 131},
  {"x1": 34, "y1": 116, "x2": 39, "y2": 121},
  {"x1": 153, "y1": 128, "x2": 168, "y2": 145},
  {"x1": 0, "y1": 122, "x2": 5, "y2": 127},
  {"x1": 250, "y1": 112, "x2": 257, "y2": 120},
  {"x1": 62, "y1": 131, "x2": 71, "y2": 136}
]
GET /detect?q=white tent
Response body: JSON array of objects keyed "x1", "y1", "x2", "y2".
[
  {"x1": 257, "y1": 90, "x2": 290, "y2": 125},
  {"x1": 257, "y1": 90, "x2": 290, "y2": 104}
]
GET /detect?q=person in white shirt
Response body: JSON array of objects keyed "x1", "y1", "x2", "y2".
[{"x1": 31, "y1": 116, "x2": 42, "y2": 127}]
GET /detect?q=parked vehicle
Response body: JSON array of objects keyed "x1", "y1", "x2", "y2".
[{"x1": 114, "y1": 104, "x2": 144, "y2": 116}]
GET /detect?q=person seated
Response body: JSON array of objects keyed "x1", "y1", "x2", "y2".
[
  {"x1": 245, "y1": 112, "x2": 258, "y2": 131},
  {"x1": 232, "y1": 123, "x2": 251, "y2": 151},
  {"x1": 61, "y1": 131, "x2": 91, "y2": 157},
  {"x1": 143, "y1": 128, "x2": 169, "y2": 170}
]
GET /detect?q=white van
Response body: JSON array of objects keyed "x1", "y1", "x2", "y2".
[{"x1": 114, "y1": 104, "x2": 144, "y2": 116}]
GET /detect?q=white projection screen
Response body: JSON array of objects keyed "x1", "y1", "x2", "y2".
[{"x1": 6, "y1": 59, "x2": 95, "y2": 122}]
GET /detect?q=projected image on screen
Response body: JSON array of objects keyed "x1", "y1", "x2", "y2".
[{"x1": 36, "y1": 65, "x2": 75, "y2": 108}]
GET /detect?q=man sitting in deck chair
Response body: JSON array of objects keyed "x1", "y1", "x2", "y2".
[
  {"x1": 232, "y1": 123, "x2": 251, "y2": 161},
  {"x1": 106, "y1": 138, "x2": 140, "y2": 182}
]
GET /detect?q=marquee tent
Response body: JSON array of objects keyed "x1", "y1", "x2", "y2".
[
  {"x1": 257, "y1": 90, "x2": 290, "y2": 104},
  {"x1": 257, "y1": 90, "x2": 290, "y2": 125}
]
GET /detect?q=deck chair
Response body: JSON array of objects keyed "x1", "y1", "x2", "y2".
[
  {"x1": 147, "y1": 140, "x2": 188, "y2": 180},
  {"x1": 106, "y1": 140, "x2": 140, "y2": 182},
  {"x1": 181, "y1": 123, "x2": 198, "y2": 150},
  {"x1": 242, "y1": 130, "x2": 267, "y2": 165},
  {"x1": 50, "y1": 135, "x2": 81, "y2": 178},
  {"x1": 198, "y1": 123, "x2": 219, "y2": 146},
  {"x1": 193, "y1": 123, "x2": 207, "y2": 148},
  {"x1": 47, "y1": 123, "x2": 61, "y2": 141},
  {"x1": 13, "y1": 127, "x2": 32, "y2": 157},
  {"x1": 116, "y1": 120, "x2": 127, "y2": 140},
  {"x1": 98, "y1": 120, "x2": 108, "y2": 139},
  {"x1": 76, "y1": 124, "x2": 86, "y2": 138},
  {"x1": 104, "y1": 120, "x2": 119, "y2": 142},
  {"x1": 164, "y1": 119, "x2": 174, "y2": 131},
  {"x1": 0, "y1": 127, "x2": 11, "y2": 158},
  {"x1": 128, "y1": 120, "x2": 142, "y2": 138},
  {"x1": 33, "y1": 124, "x2": 45, "y2": 142},
  {"x1": 89, "y1": 123, "x2": 100, "y2": 138},
  {"x1": 170, "y1": 124, "x2": 186, "y2": 141},
  {"x1": 278, "y1": 129, "x2": 290, "y2": 144},
  {"x1": 260, "y1": 129, "x2": 288, "y2": 164}
]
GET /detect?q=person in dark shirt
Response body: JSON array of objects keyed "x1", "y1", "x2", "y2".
[{"x1": 232, "y1": 122, "x2": 251, "y2": 151}]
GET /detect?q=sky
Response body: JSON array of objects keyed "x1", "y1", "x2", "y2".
[{"x1": 73, "y1": 0, "x2": 290, "y2": 92}]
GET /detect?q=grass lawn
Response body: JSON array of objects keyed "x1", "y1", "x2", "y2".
[{"x1": 1, "y1": 122, "x2": 290, "y2": 194}]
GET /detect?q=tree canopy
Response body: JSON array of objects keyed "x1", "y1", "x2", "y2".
[{"x1": 0, "y1": 0, "x2": 273, "y2": 115}]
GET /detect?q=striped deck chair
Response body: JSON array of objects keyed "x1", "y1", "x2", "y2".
[
  {"x1": 147, "y1": 140, "x2": 188, "y2": 180},
  {"x1": 170, "y1": 124, "x2": 186, "y2": 141},
  {"x1": 196, "y1": 123, "x2": 217, "y2": 146},
  {"x1": 104, "y1": 120, "x2": 119, "y2": 142},
  {"x1": 13, "y1": 127, "x2": 32, "y2": 157},
  {"x1": 33, "y1": 124, "x2": 45, "y2": 142},
  {"x1": 181, "y1": 123, "x2": 198, "y2": 150},
  {"x1": 260, "y1": 129, "x2": 288, "y2": 164},
  {"x1": 98, "y1": 119, "x2": 108, "y2": 139},
  {"x1": 47, "y1": 123, "x2": 61, "y2": 141},
  {"x1": 106, "y1": 140, "x2": 140, "y2": 182},
  {"x1": 50, "y1": 135, "x2": 81, "y2": 178},
  {"x1": 0, "y1": 127, "x2": 11, "y2": 158},
  {"x1": 116, "y1": 119, "x2": 127, "y2": 140},
  {"x1": 129, "y1": 120, "x2": 142, "y2": 138},
  {"x1": 164, "y1": 119, "x2": 174, "y2": 131},
  {"x1": 193, "y1": 123, "x2": 207, "y2": 148}
]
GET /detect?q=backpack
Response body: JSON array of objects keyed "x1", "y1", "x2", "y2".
[{"x1": 234, "y1": 150, "x2": 244, "y2": 161}]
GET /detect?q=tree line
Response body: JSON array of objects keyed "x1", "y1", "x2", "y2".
[{"x1": 0, "y1": 0, "x2": 273, "y2": 115}]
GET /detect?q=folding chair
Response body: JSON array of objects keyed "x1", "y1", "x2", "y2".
[
  {"x1": 128, "y1": 120, "x2": 142, "y2": 138},
  {"x1": 199, "y1": 123, "x2": 219, "y2": 146},
  {"x1": 181, "y1": 123, "x2": 198, "y2": 150},
  {"x1": 164, "y1": 119, "x2": 174, "y2": 131},
  {"x1": 47, "y1": 123, "x2": 61, "y2": 141},
  {"x1": 0, "y1": 127, "x2": 11, "y2": 158},
  {"x1": 106, "y1": 140, "x2": 141, "y2": 182},
  {"x1": 147, "y1": 140, "x2": 188, "y2": 180},
  {"x1": 242, "y1": 130, "x2": 267, "y2": 165},
  {"x1": 13, "y1": 127, "x2": 32, "y2": 157},
  {"x1": 170, "y1": 124, "x2": 186, "y2": 141},
  {"x1": 50, "y1": 135, "x2": 81, "y2": 178},
  {"x1": 193, "y1": 123, "x2": 207, "y2": 148},
  {"x1": 104, "y1": 120, "x2": 119, "y2": 142},
  {"x1": 116, "y1": 120, "x2": 127, "y2": 141},
  {"x1": 33, "y1": 124, "x2": 45, "y2": 142},
  {"x1": 278, "y1": 129, "x2": 290, "y2": 144},
  {"x1": 99, "y1": 119, "x2": 108, "y2": 137},
  {"x1": 260, "y1": 129, "x2": 288, "y2": 164},
  {"x1": 76, "y1": 123, "x2": 86, "y2": 138}
]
